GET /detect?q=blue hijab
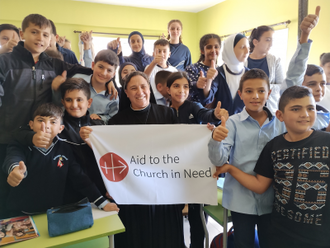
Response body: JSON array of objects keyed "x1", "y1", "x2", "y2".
[{"x1": 126, "y1": 31, "x2": 153, "y2": 72}]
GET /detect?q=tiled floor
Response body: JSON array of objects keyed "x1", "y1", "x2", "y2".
[{"x1": 183, "y1": 215, "x2": 232, "y2": 247}]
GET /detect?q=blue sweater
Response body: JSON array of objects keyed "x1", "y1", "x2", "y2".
[{"x1": 168, "y1": 43, "x2": 192, "y2": 71}]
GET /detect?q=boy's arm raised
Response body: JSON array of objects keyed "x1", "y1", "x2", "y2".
[{"x1": 213, "y1": 164, "x2": 273, "y2": 194}]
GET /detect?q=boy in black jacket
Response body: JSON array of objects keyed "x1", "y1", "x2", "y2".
[{"x1": 3, "y1": 103, "x2": 119, "y2": 214}]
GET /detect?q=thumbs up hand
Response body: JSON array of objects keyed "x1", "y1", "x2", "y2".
[
  {"x1": 300, "y1": 6, "x2": 320, "y2": 35},
  {"x1": 214, "y1": 101, "x2": 229, "y2": 121},
  {"x1": 107, "y1": 37, "x2": 122, "y2": 55},
  {"x1": 212, "y1": 116, "x2": 229, "y2": 142},
  {"x1": 196, "y1": 70, "x2": 207, "y2": 89},
  {"x1": 7, "y1": 161, "x2": 27, "y2": 187},
  {"x1": 51, "y1": 70, "x2": 67, "y2": 91},
  {"x1": 32, "y1": 122, "x2": 52, "y2": 148},
  {"x1": 2, "y1": 33, "x2": 19, "y2": 53},
  {"x1": 161, "y1": 33, "x2": 166, "y2": 39},
  {"x1": 206, "y1": 60, "x2": 218, "y2": 81}
]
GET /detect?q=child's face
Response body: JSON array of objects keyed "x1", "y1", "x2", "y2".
[
  {"x1": 238, "y1": 78, "x2": 270, "y2": 113},
  {"x1": 121, "y1": 65, "x2": 136, "y2": 81},
  {"x1": 129, "y1": 34, "x2": 143, "y2": 52},
  {"x1": 201, "y1": 38, "x2": 220, "y2": 62},
  {"x1": 0, "y1": 29, "x2": 20, "y2": 46},
  {"x1": 253, "y1": 30, "x2": 273, "y2": 54},
  {"x1": 276, "y1": 96, "x2": 316, "y2": 136},
  {"x1": 20, "y1": 23, "x2": 51, "y2": 57},
  {"x1": 125, "y1": 75, "x2": 150, "y2": 110},
  {"x1": 154, "y1": 45, "x2": 171, "y2": 62},
  {"x1": 0, "y1": 231, "x2": 5, "y2": 238},
  {"x1": 322, "y1": 62, "x2": 330, "y2": 82},
  {"x1": 168, "y1": 22, "x2": 182, "y2": 40},
  {"x1": 167, "y1": 78, "x2": 189, "y2": 106},
  {"x1": 302, "y1": 73, "x2": 326, "y2": 102},
  {"x1": 61, "y1": 89, "x2": 92, "y2": 118},
  {"x1": 234, "y1": 38, "x2": 249, "y2": 62},
  {"x1": 92, "y1": 61, "x2": 116, "y2": 85},
  {"x1": 157, "y1": 83, "x2": 170, "y2": 99},
  {"x1": 63, "y1": 41, "x2": 71, "y2": 50},
  {"x1": 29, "y1": 115, "x2": 64, "y2": 141}
]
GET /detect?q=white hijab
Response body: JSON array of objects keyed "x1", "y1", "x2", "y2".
[{"x1": 222, "y1": 33, "x2": 246, "y2": 99}]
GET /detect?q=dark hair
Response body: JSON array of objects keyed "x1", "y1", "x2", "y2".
[
  {"x1": 198, "y1": 34, "x2": 221, "y2": 63},
  {"x1": 249, "y1": 25, "x2": 274, "y2": 53},
  {"x1": 48, "y1": 19, "x2": 56, "y2": 35},
  {"x1": 32, "y1": 102, "x2": 64, "y2": 120},
  {"x1": 320, "y1": 53, "x2": 330, "y2": 66},
  {"x1": 155, "y1": 71, "x2": 172, "y2": 86},
  {"x1": 167, "y1": 71, "x2": 190, "y2": 88},
  {"x1": 124, "y1": 71, "x2": 149, "y2": 90},
  {"x1": 0, "y1": 24, "x2": 19, "y2": 37},
  {"x1": 118, "y1": 62, "x2": 138, "y2": 87},
  {"x1": 305, "y1": 64, "x2": 324, "y2": 77},
  {"x1": 278, "y1": 86, "x2": 313, "y2": 112},
  {"x1": 166, "y1": 20, "x2": 183, "y2": 43},
  {"x1": 94, "y1": 49, "x2": 119, "y2": 69},
  {"x1": 44, "y1": 49, "x2": 63, "y2": 60},
  {"x1": 22, "y1": 14, "x2": 51, "y2": 32},
  {"x1": 59, "y1": 78, "x2": 91, "y2": 100},
  {"x1": 239, "y1": 68, "x2": 270, "y2": 91},
  {"x1": 154, "y1": 39, "x2": 170, "y2": 50}
]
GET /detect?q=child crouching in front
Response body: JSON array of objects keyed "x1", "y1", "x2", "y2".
[{"x1": 3, "y1": 103, "x2": 119, "y2": 214}]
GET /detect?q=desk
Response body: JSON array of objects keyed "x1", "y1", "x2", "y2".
[{"x1": 7, "y1": 213, "x2": 125, "y2": 248}]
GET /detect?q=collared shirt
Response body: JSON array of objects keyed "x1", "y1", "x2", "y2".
[{"x1": 208, "y1": 107, "x2": 287, "y2": 215}]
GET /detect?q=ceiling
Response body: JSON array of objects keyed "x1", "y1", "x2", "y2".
[{"x1": 73, "y1": 0, "x2": 226, "y2": 13}]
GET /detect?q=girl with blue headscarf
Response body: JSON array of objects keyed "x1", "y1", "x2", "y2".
[{"x1": 108, "y1": 31, "x2": 153, "y2": 72}]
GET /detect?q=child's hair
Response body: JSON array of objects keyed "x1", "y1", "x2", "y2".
[
  {"x1": 278, "y1": 86, "x2": 313, "y2": 112},
  {"x1": 305, "y1": 64, "x2": 324, "y2": 77},
  {"x1": 239, "y1": 68, "x2": 270, "y2": 91},
  {"x1": 59, "y1": 78, "x2": 91, "y2": 100},
  {"x1": 249, "y1": 25, "x2": 274, "y2": 53},
  {"x1": 48, "y1": 19, "x2": 57, "y2": 35},
  {"x1": 32, "y1": 102, "x2": 64, "y2": 120},
  {"x1": 21, "y1": 14, "x2": 51, "y2": 32},
  {"x1": 94, "y1": 49, "x2": 119, "y2": 69},
  {"x1": 0, "y1": 24, "x2": 20, "y2": 37},
  {"x1": 198, "y1": 34, "x2": 221, "y2": 63},
  {"x1": 154, "y1": 39, "x2": 170, "y2": 50},
  {"x1": 320, "y1": 53, "x2": 330, "y2": 66},
  {"x1": 167, "y1": 71, "x2": 190, "y2": 88},
  {"x1": 155, "y1": 71, "x2": 172, "y2": 86},
  {"x1": 166, "y1": 20, "x2": 183, "y2": 43},
  {"x1": 44, "y1": 49, "x2": 64, "y2": 60},
  {"x1": 124, "y1": 71, "x2": 149, "y2": 90}
]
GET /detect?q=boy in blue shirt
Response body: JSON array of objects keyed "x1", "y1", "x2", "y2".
[
  {"x1": 3, "y1": 103, "x2": 119, "y2": 214},
  {"x1": 213, "y1": 85, "x2": 330, "y2": 248}
]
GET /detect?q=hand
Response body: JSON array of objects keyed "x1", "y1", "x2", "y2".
[
  {"x1": 107, "y1": 80, "x2": 118, "y2": 100},
  {"x1": 196, "y1": 71, "x2": 207, "y2": 89},
  {"x1": 207, "y1": 123, "x2": 216, "y2": 131},
  {"x1": 107, "y1": 37, "x2": 122, "y2": 55},
  {"x1": 161, "y1": 33, "x2": 166, "y2": 39},
  {"x1": 105, "y1": 192, "x2": 114, "y2": 200},
  {"x1": 153, "y1": 49, "x2": 165, "y2": 66},
  {"x1": 32, "y1": 122, "x2": 52, "y2": 148},
  {"x1": 213, "y1": 164, "x2": 231, "y2": 179},
  {"x1": 90, "y1": 114, "x2": 101, "y2": 120},
  {"x1": 214, "y1": 101, "x2": 229, "y2": 121},
  {"x1": 7, "y1": 161, "x2": 26, "y2": 187},
  {"x1": 57, "y1": 35, "x2": 66, "y2": 47},
  {"x1": 300, "y1": 6, "x2": 320, "y2": 36},
  {"x1": 212, "y1": 116, "x2": 228, "y2": 142},
  {"x1": 79, "y1": 126, "x2": 93, "y2": 141},
  {"x1": 206, "y1": 60, "x2": 218, "y2": 81},
  {"x1": 52, "y1": 70, "x2": 67, "y2": 91},
  {"x1": 103, "y1": 202, "x2": 120, "y2": 212},
  {"x1": 1, "y1": 33, "x2": 19, "y2": 53}
]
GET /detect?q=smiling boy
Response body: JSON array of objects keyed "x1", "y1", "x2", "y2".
[
  {"x1": 3, "y1": 103, "x2": 119, "y2": 214},
  {"x1": 214, "y1": 86, "x2": 330, "y2": 248},
  {"x1": 0, "y1": 24, "x2": 20, "y2": 54},
  {"x1": 144, "y1": 39, "x2": 177, "y2": 106}
]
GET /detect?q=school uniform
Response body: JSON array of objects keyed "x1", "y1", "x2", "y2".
[{"x1": 168, "y1": 43, "x2": 192, "y2": 71}]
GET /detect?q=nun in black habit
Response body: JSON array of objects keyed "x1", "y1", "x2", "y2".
[{"x1": 108, "y1": 71, "x2": 185, "y2": 248}]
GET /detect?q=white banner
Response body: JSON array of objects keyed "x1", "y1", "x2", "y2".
[{"x1": 89, "y1": 125, "x2": 217, "y2": 205}]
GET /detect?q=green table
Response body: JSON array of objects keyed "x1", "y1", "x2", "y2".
[{"x1": 6, "y1": 213, "x2": 125, "y2": 248}]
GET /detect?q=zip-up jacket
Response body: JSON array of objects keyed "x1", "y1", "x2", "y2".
[{"x1": 0, "y1": 41, "x2": 92, "y2": 144}]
